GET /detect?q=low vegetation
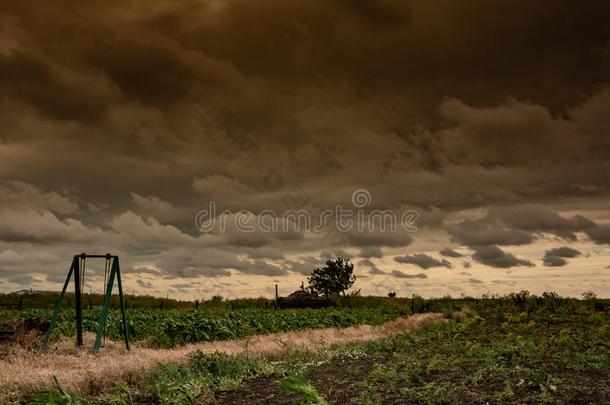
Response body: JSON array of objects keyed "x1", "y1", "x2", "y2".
[
  {"x1": 20, "y1": 306, "x2": 410, "y2": 347},
  {"x1": 18, "y1": 291, "x2": 610, "y2": 404},
  {"x1": 212, "y1": 300, "x2": 610, "y2": 404}
]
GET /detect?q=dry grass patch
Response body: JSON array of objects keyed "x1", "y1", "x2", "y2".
[{"x1": 0, "y1": 313, "x2": 442, "y2": 402}]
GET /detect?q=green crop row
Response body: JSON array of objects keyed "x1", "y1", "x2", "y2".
[{"x1": 21, "y1": 306, "x2": 410, "y2": 347}]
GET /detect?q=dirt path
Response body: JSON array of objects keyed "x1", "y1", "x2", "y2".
[{"x1": 0, "y1": 313, "x2": 442, "y2": 402}]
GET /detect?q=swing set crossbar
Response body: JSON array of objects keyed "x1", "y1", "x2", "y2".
[
  {"x1": 80, "y1": 254, "x2": 118, "y2": 259},
  {"x1": 42, "y1": 253, "x2": 130, "y2": 352}
]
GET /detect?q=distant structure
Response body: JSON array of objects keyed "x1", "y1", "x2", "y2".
[{"x1": 10, "y1": 289, "x2": 53, "y2": 296}]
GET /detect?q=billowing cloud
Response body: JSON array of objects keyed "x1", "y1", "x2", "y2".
[
  {"x1": 543, "y1": 246, "x2": 582, "y2": 267},
  {"x1": 440, "y1": 98, "x2": 582, "y2": 165},
  {"x1": 125, "y1": 267, "x2": 162, "y2": 276},
  {"x1": 320, "y1": 250, "x2": 353, "y2": 260},
  {"x1": 243, "y1": 247, "x2": 285, "y2": 260},
  {"x1": 0, "y1": 209, "x2": 104, "y2": 244},
  {"x1": 131, "y1": 193, "x2": 181, "y2": 221},
  {"x1": 6, "y1": 273, "x2": 37, "y2": 286},
  {"x1": 394, "y1": 253, "x2": 452, "y2": 269},
  {"x1": 109, "y1": 211, "x2": 193, "y2": 247},
  {"x1": 546, "y1": 247, "x2": 582, "y2": 258},
  {"x1": 345, "y1": 230, "x2": 413, "y2": 248},
  {"x1": 154, "y1": 248, "x2": 237, "y2": 278},
  {"x1": 1, "y1": 1, "x2": 610, "y2": 296},
  {"x1": 284, "y1": 256, "x2": 323, "y2": 275},
  {"x1": 446, "y1": 220, "x2": 534, "y2": 246},
  {"x1": 359, "y1": 247, "x2": 383, "y2": 258},
  {"x1": 136, "y1": 279, "x2": 154, "y2": 289},
  {"x1": 192, "y1": 175, "x2": 253, "y2": 199},
  {"x1": 471, "y1": 245, "x2": 535, "y2": 268},
  {"x1": 439, "y1": 248, "x2": 463, "y2": 258},
  {"x1": 446, "y1": 205, "x2": 600, "y2": 246},
  {"x1": 543, "y1": 255, "x2": 568, "y2": 267},
  {"x1": 486, "y1": 205, "x2": 596, "y2": 241},
  {"x1": 0, "y1": 181, "x2": 79, "y2": 215},
  {"x1": 586, "y1": 226, "x2": 610, "y2": 245},
  {"x1": 390, "y1": 270, "x2": 428, "y2": 279},
  {"x1": 359, "y1": 259, "x2": 386, "y2": 275}
]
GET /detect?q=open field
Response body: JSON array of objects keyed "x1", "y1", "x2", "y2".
[
  {"x1": 0, "y1": 293, "x2": 608, "y2": 403},
  {"x1": 217, "y1": 310, "x2": 610, "y2": 404},
  {"x1": 5, "y1": 306, "x2": 410, "y2": 347},
  {"x1": 4, "y1": 1, "x2": 610, "y2": 403},
  {"x1": 0, "y1": 313, "x2": 442, "y2": 403}
]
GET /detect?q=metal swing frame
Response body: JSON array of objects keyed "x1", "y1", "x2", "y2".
[{"x1": 42, "y1": 253, "x2": 130, "y2": 352}]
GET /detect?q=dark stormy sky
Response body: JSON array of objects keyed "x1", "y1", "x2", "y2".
[{"x1": 1, "y1": 0, "x2": 610, "y2": 298}]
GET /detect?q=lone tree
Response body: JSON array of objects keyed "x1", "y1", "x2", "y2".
[{"x1": 308, "y1": 258, "x2": 356, "y2": 296}]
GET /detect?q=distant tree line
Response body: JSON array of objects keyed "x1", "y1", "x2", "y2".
[{"x1": 0, "y1": 291, "x2": 195, "y2": 310}]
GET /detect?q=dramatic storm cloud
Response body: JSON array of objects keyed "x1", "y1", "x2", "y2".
[
  {"x1": 394, "y1": 254, "x2": 453, "y2": 269},
  {"x1": 0, "y1": 0, "x2": 609, "y2": 297},
  {"x1": 390, "y1": 270, "x2": 427, "y2": 279},
  {"x1": 439, "y1": 248, "x2": 463, "y2": 258},
  {"x1": 445, "y1": 205, "x2": 602, "y2": 247},
  {"x1": 471, "y1": 246, "x2": 535, "y2": 269},
  {"x1": 543, "y1": 247, "x2": 582, "y2": 267},
  {"x1": 359, "y1": 259, "x2": 386, "y2": 275}
]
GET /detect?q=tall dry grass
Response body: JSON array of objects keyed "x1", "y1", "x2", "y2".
[{"x1": 0, "y1": 313, "x2": 442, "y2": 402}]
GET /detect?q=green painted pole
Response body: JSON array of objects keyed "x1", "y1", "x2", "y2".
[
  {"x1": 43, "y1": 258, "x2": 76, "y2": 348},
  {"x1": 93, "y1": 258, "x2": 117, "y2": 352},
  {"x1": 74, "y1": 257, "x2": 83, "y2": 347},
  {"x1": 114, "y1": 258, "x2": 130, "y2": 350}
]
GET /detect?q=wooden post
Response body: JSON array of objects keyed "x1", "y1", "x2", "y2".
[
  {"x1": 74, "y1": 255, "x2": 83, "y2": 347},
  {"x1": 275, "y1": 284, "x2": 279, "y2": 304}
]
